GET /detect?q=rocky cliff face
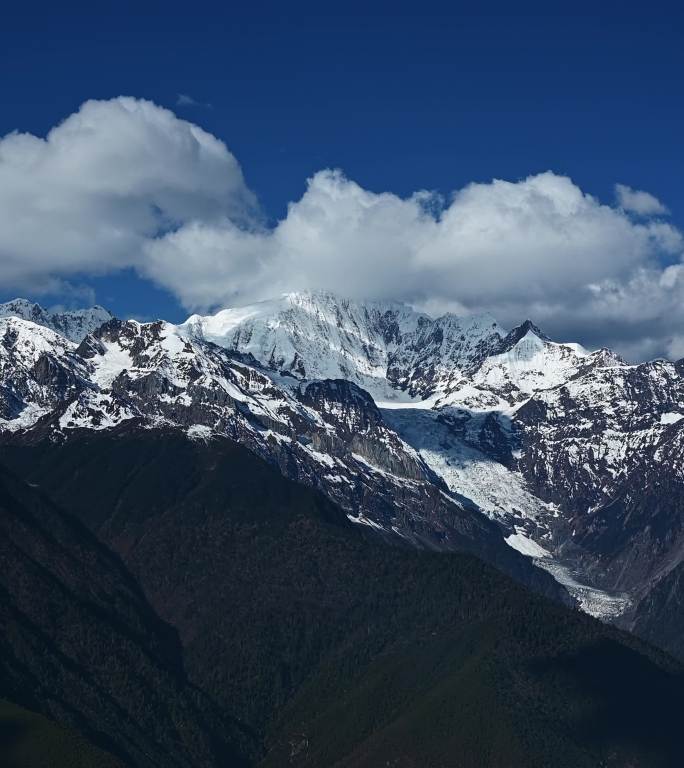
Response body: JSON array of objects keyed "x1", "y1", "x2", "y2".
[
  {"x1": 509, "y1": 358, "x2": 684, "y2": 593},
  {"x1": 0, "y1": 317, "x2": 91, "y2": 426}
]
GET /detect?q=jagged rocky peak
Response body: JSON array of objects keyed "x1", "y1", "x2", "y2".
[
  {"x1": 497, "y1": 319, "x2": 552, "y2": 349},
  {"x1": 77, "y1": 317, "x2": 228, "y2": 395},
  {"x1": 490, "y1": 319, "x2": 624, "y2": 373},
  {"x1": 457, "y1": 317, "x2": 599, "y2": 404},
  {"x1": 0, "y1": 297, "x2": 113, "y2": 342}
]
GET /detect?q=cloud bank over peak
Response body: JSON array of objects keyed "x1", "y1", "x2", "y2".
[
  {"x1": 0, "y1": 97, "x2": 683, "y2": 360},
  {"x1": 144, "y1": 168, "x2": 683, "y2": 359}
]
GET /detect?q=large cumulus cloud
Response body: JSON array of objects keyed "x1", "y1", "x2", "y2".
[
  {"x1": 0, "y1": 97, "x2": 256, "y2": 292},
  {"x1": 1, "y1": 97, "x2": 683, "y2": 360}
]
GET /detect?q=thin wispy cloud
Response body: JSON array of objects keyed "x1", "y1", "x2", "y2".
[
  {"x1": 176, "y1": 93, "x2": 212, "y2": 108},
  {"x1": 615, "y1": 183, "x2": 669, "y2": 217}
]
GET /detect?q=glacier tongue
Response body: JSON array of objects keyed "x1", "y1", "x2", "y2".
[{"x1": 381, "y1": 405, "x2": 556, "y2": 530}]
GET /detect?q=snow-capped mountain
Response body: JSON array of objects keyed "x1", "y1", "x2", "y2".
[
  {"x1": 180, "y1": 292, "x2": 622, "y2": 410},
  {"x1": 3, "y1": 290, "x2": 684, "y2": 650},
  {"x1": 0, "y1": 316, "x2": 91, "y2": 428},
  {"x1": 0, "y1": 298, "x2": 113, "y2": 342},
  {"x1": 0, "y1": 308, "x2": 559, "y2": 600},
  {"x1": 512, "y1": 357, "x2": 684, "y2": 590},
  {"x1": 179, "y1": 291, "x2": 506, "y2": 403},
  {"x1": 178, "y1": 291, "x2": 684, "y2": 626}
]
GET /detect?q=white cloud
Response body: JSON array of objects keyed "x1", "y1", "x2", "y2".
[
  {"x1": 176, "y1": 93, "x2": 212, "y2": 108},
  {"x1": 177, "y1": 93, "x2": 198, "y2": 106},
  {"x1": 615, "y1": 183, "x2": 669, "y2": 216},
  {"x1": 146, "y1": 169, "x2": 683, "y2": 309},
  {"x1": 666, "y1": 333, "x2": 684, "y2": 360},
  {"x1": 1, "y1": 98, "x2": 683, "y2": 360},
  {"x1": 0, "y1": 97, "x2": 255, "y2": 292}
]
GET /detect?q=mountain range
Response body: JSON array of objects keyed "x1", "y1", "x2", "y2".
[
  {"x1": 179, "y1": 291, "x2": 684, "y2": 637},
  {"x1": 1, "y1": 291, "x2": 684, "y2": 766}
]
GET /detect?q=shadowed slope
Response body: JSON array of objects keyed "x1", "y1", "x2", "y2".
[
  {"x1": 0, "y1": 698, "x2": 124, "y2": 768},
  {"x1": 0, "y1": 464, "x2": 250, "y2": 768},
  {"x1": 3, "y1": 429, "x2": 683, "y2": 767}
]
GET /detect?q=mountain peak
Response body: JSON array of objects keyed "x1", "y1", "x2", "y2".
[
  {"x1": 0, "y1": 298, "x2": 114, "y2": 343},
  {"x1": 500, "y1": 319, "x2": 551, "y2": 349},
  {"x1": 180, "y1": 293, "x2": 508, "y2": 400}
]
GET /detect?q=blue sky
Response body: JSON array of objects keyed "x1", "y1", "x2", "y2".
[{"x1": 1, "y1": 2, "x2": 683, "y2": 357}]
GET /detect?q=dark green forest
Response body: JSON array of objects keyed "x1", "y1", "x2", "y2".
[{"x1": 1, "y1": 428, "x2": 683, "y2": 767}]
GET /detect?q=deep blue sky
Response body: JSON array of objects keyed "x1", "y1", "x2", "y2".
[{"x1": 1, "y1": 1, "x2": 683, "y2": 322}]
